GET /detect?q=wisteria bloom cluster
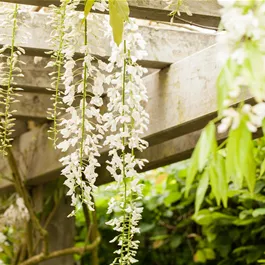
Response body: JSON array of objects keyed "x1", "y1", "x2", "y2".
[
  {"x1": 46, "y1": 1, "x2": 149, "y2": 262},
  {"x1": 102, "y1": 20, "x2": 149, "y2": 264},
  {"x1": 217, "y1": 0, "x2": 265, "y2": 133},
  {"x1": 0, "y1": 196, "x2": 29, "y2": 259},
  {"x1": 47, "y1": 0, "x2": 109, "y2": 214},
  {"x1": 0, "y1": 0, "x2": 149, "y2": 263},
  {"x1": 0, "y1": 4, "x2": 27, "y2": 156}
]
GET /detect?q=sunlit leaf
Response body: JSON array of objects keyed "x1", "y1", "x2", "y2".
[
  {"x1": 260, "y1": 159, "x2": 265, "y2": 177},
  {"x1": 109, "y1": 0, "x2": 129, "y2": 45},
  {"x1": 185, "y1": 122, "x2": 216, "y2": 197},
  {"x1": 170, "y1": 235, "x2": 182, "y2": 249},
  {"x1": 198, "y1": 122, "x2": 217, "y2": 171},
  {"x1": 193, "y1": 209, "x2": 236, "y2": 226},
  {"x1": 204, "y1": 248, "x2": 216, "y2": 260},
  {"x1": 226, "y1": 120, "x2": 256, "y2": 192},
  {"x1": 252, "y1": 208, "x2": 265, "y2": 218},
  {"x1": 194, "y1": 250, "x2": 206, "y2": 263},
  {"x1": 209, "y1": 160, "x2": 221, "y2": 206},
  {"x1": 244, "y1": 41, "x2": 265, "y2": 102},
  {"x1": 216, "y1": 154, "x2": 228, "y2": 207},
  {"x1": 84, "y1": 0, "x2": 95, "y2": 18},
  {"x1": 217, "y1": 59, "x2": 240, "y2": 114},
  {"x1": 262, "y1": 118, "x2": 265, "y2": 135},
  {"x1": 195, "y1": 171, "x2": 209, "y2": 213},
  {"x1": 164, "y1": 191, "x2": 181, "y2": 206}
]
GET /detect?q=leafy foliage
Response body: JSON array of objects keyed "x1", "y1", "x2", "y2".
[{"x1": 75, "y1": 160, "x2": 265, "y2": 265}]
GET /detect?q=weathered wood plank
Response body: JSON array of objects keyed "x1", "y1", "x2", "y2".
[
  {"x1": 0, "y1": 127, "x2": 202, "y2": 191},
  {"x1": 8, "y1": 92, "x2": 50, "y2": 120},
  {"x1": 143, "y1": 44, "x2": 220, "y2": 145},
  {"x1": 10, "y1": 44, "x2": 221, "y2": 139},
  {"x1": 1, "y1": 0, "x2": 221, "y2": 28},
  {"x1": 0, "y1": 44, "x2": 255, "y2": 192},
  {"x1": 0, "y1": 12, "x2": 216, "y2": 69},
  {"x1": 1, "y1": 45, "x2": 221, "y2": 187}
]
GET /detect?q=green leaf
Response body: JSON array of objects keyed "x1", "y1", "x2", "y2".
[
  {"x1": 170, "y1": 235, "x2": 182, "y2": 249},
  {"x1": 216, "y1": 154, "x2": 228, "y2": 207},
  {"x1": 140, "y1": 222, "x2": 155, "y2": 233},
  {"x1": 233, "y1": 245, "x2": 257, "y2": 254},
  {"x1": 216, "y1": 59, "x2": 240, "y2": 114},
  {"x1": 185, "y1": 122, "x2": 216, "y2": 197},
  {"x1": 195, "y1": 171, "x2": 209, "y2": 213},
  {"x1": 233, "y1": 218, "x2": 259, "y2": 226},
  {"x1": 185, "y1": 146, "x2": 199, "y2": 197},
  {"x1": 208, "y1": 153, "x2": 228, "y2": 207},
  {"x1": 209, "y1": 159, "x2": 221, "y2": 206},
  {"x1": 84, "y1": 0, "x2": 95, "y2": 18},
  {"x1": 260, "y1": 159, "x2": 265, "y2": 177},
  {"x1": 109, "y1": 0, "x2": 129, "y2": 45},
  {"x1": 226, "y1": 125, "x2": 242, "y2": 189},
  {"x1": 193, "y1": 209, "x2": 236, "y2": 226},
  {"x1": 194, "y1": 250, "x2": 206, "y2": 263},
  {"x1": 198, "y1": 122, "x2": 217, "y2": 171},
  {"x1": 252, "y1": 208, "x2": 265, "y2": 218},
  {"x1": 262, "y1": 118, "x2": 265, "y2": 135},
  {"x1": 226, "y1": 120, "x2": 256, "y2": 192},
  {"x1": 204, "y1": 248, "x2": 216, "y2": 260},
  {"x1": 164, "y1": 191, "x2": 181, "y2": 206},
  {"x1": 244, "y1": 41, "x2": 265, "y2": 102}
]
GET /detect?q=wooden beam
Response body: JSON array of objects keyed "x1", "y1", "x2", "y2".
[
  {"x1": 6, "y1": 44, "x2": 250, "y2": 141},
  {"x1": 9, "y1": 43, "x2": 221, "y2": 139},
  {"x1": 8, "y1": 92, "x2": 50, "y2": 120},
  {"x1": 1, "y1": 0, "x2": 221, "y2": 28},
  {"x1": 0, "y1": 45, "x2": 222, "y2": 188},
  {"x1": 0, "y1": 12, "x2": 216, "y2": 69},
  {"x1": 0, "y1": 127, "x2": 205, "y2": 191},
  {"x1": 0, "y1": 44, "x2": 254, "y2": 192}
]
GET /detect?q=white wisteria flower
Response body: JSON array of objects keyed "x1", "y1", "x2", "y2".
[
  {"x1": 54, "y1": 0, "x2": 109, "y2": 214},
  {"x1": 0, "y1": 4, "x2": 29, "y2": 156},
  {"x1": 217, "y1": 0, "x2": 265, "y2": 133},
  {"x1": 2, "y1": 196, "x2": 29, "y2": 227},
  {"x1": 102, "y1": 19, "x2": 149, "y2": 265},
  {"x1": 0, "y1": 232, "x2": 7, "y2": 253}
]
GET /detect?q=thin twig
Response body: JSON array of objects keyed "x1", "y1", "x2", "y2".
[
  {"x1": 7, "y1": 148, "x2": 48, "y2": 254},
  {"x1": 26, "y1": 221, "x2": 33, "y2": 257},
  {"x1": 18, "y1": 236, "x2": 101, "y2": 265},
  {"x1": 32, "y1": 192, "x2": 63, "y2": 254},
  {"x1": 82, "y1": 203, "x2": 99, "y2": 265}
]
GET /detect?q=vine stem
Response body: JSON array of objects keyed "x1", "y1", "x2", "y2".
[
  {"x1": 80, "y1": 18, "x2": 88, "y2": 168},
  {"x1": 7, "y1": 148, "x2": 48, "y2": 255},
  {"x1": 18, "y1": 236, "x2": 101, "y2": 265},
  {"x1": 1, "y1": 4, "x2": 18, "y2": 154},
  {"x1": 51, "y1": 0, "x2": 68, "y2": 147},
  {"x1": 120, "y1": 39, "x2": 128, "y2": 263}
]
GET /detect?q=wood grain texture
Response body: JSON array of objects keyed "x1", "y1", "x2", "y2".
[
  {"x1": 0, "y1": 44, "x2": 254, "y2": 192},
  {"x1": 0, "y1": 12, "x2": 217, "y2": 69},
  {"x1": 1, "y1": 0, "x2": 221, "y2": 28}
]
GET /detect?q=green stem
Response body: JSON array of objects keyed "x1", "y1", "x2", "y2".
[
  {"x1": 1, "y1": 4, "x2": 18, "y2": 154},
  {"x1": 80, "y1": 19, "x2": 88, "y2": 168},
  {"x1": 51, "y1": 1, "x2": 68, "y2": 147},
  {"x1": 120, "y1": 39, "x2": 128, "y2": 263}
]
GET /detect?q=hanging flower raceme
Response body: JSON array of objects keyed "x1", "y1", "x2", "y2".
[
  {"x1": 216, "y1": 0, "x2": 265, "y2": 133},
  {"x1": 45, "y1": 0, "x2": 72, "y2": 147},
  {"x1": 0, "y1": 4, "x2": 26, "y2": 156},
  {"x1": 54, "y1": 0, "x2": 108, "y2": 214},
  {"x1": 102, "y1": 20, "x2": 149, "y2": 265}
]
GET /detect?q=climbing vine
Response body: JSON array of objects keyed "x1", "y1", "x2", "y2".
[{"x1": 0, "y1": 4, "x2": 24, "y2": 156}]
